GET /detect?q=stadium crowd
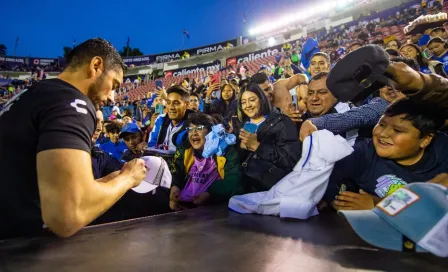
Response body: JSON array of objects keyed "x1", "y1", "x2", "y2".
[
  {"x1": 88, "y1": 0, "x2": 448, "y2": 217},
  {"x1": 0, "y1": 1, "x2": 447, "y2": 255}
]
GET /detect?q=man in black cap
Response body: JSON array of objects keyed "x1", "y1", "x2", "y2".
[{"x1": 0, "y1": 38, "x2": 146, "y2": 239}]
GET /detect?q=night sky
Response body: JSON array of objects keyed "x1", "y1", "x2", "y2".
[{"x1": 3, "y1": 0, "x2": 311, "y2": 58}]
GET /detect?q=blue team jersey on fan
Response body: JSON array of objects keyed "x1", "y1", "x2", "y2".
[
  {"x1": 100, "y1": 140, "x2": 128, "y2": 161},
  {"x1": 432, "y1": 51, "x2": 448, "y2": 74},
  {"x1": 420, "y1": 65, "x2": 431, "y2": 74}
]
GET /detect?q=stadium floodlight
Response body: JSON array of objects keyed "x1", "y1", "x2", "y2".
[
  {"x1": 337, "y1": 0, "x2": 348, "y2": 7},
  {"x1": 248, "y1": 0, "x2": 357, "y2": 36},
  {"x1": 323, "y1": 0, "x2": 338, "y2": 10},
  {"x1": 295, "y1": 11, "x2": 306, "y2": 20}
]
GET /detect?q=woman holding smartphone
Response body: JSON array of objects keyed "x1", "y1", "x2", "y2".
[
  {"x1": 204, "y1": 83, "x2": 238, "y2": 119},
  {"x1": 237, "y1": 84, "x2": 302, "y2": 193}
]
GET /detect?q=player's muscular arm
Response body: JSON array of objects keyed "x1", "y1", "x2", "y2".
[{"x1": 37, "y1": 149, "x2": 145, "y2": 237}]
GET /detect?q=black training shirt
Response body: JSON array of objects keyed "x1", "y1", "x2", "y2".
[{"x1": 0, "y1": 79, "x2": 96, "y2": 239}]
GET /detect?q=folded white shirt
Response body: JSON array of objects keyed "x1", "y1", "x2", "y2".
[{"x1": 229, "y1": 130, "x2": 354, "y2": 219}]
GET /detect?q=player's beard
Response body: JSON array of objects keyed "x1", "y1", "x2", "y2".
[{"x1": 87, "y1": 74, "x2": 107, "y2": 105}]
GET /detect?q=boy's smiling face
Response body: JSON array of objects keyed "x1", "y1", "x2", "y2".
[{"x1": 373, "y1": 114, "x2": 433, "y2": 166}]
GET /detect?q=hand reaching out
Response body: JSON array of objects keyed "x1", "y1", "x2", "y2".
[
  {"x1": 169, "y1": 186, "x2": 182, "y2": 211},
  {"x1": 331, "y1": 190, "x2": 375, "y2": 211},
  {"x1": 206, "y1": 83, "x2": 220, "y2": 98},
  {"x1": 155, "y1": 87, "x2": 167, "y2": 99},
  {"x1": 299, "y1": 120, "x2": 317, "y2": 142}
]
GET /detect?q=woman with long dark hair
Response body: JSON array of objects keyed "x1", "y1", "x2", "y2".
[
  {"x1": 400, "y1": 43, "x2": 447, "y2": 77},
  {"x1": 204, "y1": 83, "x2": 238, "y2": 119},
  {"x1": 237, "y1": 84, "x2": 302, "y2": 193}
]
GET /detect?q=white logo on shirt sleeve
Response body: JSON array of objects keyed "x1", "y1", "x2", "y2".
[{"x1": 70, "y1": 99, "x2": 88, "y2": 114}]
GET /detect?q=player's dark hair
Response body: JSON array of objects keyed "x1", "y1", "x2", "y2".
[{"x1": 65, "y1": 38, "x2": 125, "y2": 72}]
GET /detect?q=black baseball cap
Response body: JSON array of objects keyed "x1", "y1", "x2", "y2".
[{"x1": 327, "y1": 45, "x2": 396, "y2": 103}]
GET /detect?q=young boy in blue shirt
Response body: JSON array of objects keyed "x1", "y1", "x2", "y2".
[
  {"x1": 100, "y1": 122, "x2": 128, "y2": 161},
  {"x1": 324, "y1": 99, "x2": 447, "y2": 210}
]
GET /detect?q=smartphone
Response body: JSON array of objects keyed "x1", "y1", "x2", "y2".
[
  {"x1": 148, "y1": 107, "x2": 156, "y2": 115},
  {"x1": 211, "y1": 73, "x2": 220, "y2": 84},
  {"x1": 155, "y1": 79, "x2": 163, "y2": 90},
  {"x1": 243, "y1": 122, "x2": 258, "y2": 134},
  {"x1": 290, "y1": 89, "x2": 299, "y2": 111},
  {"x1": 155, "y1": 104, "x2": 164, "y2": 115},
  {"x1": 422, "y1": 48, "x2": 433, "y2": 60}
]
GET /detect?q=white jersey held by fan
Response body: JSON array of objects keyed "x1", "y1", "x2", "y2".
[{"x1": 229, "y1": 130, "x2": 354, "y2": 219}]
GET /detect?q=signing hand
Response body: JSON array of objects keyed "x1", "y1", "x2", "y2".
[
  {"x1": 299, "y1": 120, "x2": 317, "y2": 142},
  {"x1": 239, "y1": 129, "x2": 260, "y2": 151},
  {"x1": 120, "y1": 159, "x2": 147, "y2": 188},
  {"x1": 331, "y1": 190, "x2": 375, "y2": 211}
]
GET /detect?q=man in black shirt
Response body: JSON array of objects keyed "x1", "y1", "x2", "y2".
[{"x1": 0, "y1": 38, "x2": 146, "y2": 239}]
